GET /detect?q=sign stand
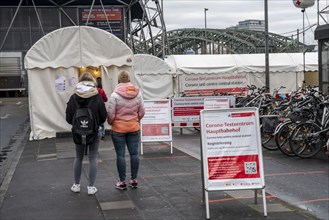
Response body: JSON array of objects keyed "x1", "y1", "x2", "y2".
[
  {"x1": 200, "y1": 107, "x2": 267, "y2": 219},
  {"x1": 140, "y1": 100, "x2": 172, "y2": 155}
]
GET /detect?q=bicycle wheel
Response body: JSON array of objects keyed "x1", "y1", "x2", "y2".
[
  {"x1": 260, "y1": 124, "x2": 277, "y2": 150},
  {"x1": 274, "y1": 121, "x2": 296, "y2": 156},
  {"x1": 289, "y1": 122, "x2": 322, "y2": 158}
]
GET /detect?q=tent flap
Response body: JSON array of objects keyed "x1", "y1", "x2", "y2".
[{"x1": 25, "y1": 27, "x2": 81, "y2": 69}]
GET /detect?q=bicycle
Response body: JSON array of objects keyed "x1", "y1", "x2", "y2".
[{"x1": 289, "y1": 96, "x2": 329, "y2": 158}]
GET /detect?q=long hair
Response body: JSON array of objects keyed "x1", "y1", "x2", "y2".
[{"x1": 79, "y1": 72, "x2": 96, "y2": 83}]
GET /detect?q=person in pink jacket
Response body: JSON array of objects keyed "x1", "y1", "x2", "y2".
[{"x1": 107, "y1": 70, "x2": 145, "y2": 190}]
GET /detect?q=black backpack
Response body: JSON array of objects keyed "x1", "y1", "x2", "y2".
[{"x1": 71, "y1": 97, "x2": 98, "y2": 145}]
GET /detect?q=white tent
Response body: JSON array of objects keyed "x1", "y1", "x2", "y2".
[
  {"x1": 25, "y1": 26, "x2": 134, "y2": 140},
  {"x1": 166, "y1": 54, "x2": 242, "y2": 96},
  {"x1": 235, "y1": 53, "x2": 318, "y2": 92},
  {"x1": 165, "y1": 53, "x2": 318, "y2": 95},
  {"x1": 133, "y1": 54, "x2": 175, "y2": 100}
]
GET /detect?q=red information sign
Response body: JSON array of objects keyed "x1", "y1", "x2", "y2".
[
  {"x1": 81, "y1": 11, "x2": 121, "y2": 21},
  {"x1": 171, "y1": 96, "x2": 235, "y2": 126},
  {"x1": 142, "y1": 123, "x2": 170, "y2": 136},
  {"x1": 207, "y1": 155, "x2": 260, "y2": 180},
  {"x1": 79, "y1": 8, "x2": 124, "y2": 39}
]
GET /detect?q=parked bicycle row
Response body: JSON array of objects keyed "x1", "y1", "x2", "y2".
[
  {"x1": 175, "y1": 85, "x2": 328, "y2": 159},
  {"x1": 238, "y1": 85, "x2": 329, "y2": 158}
]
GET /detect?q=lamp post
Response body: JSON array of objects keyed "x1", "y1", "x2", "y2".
[
  {"x1": 204, "y1": 8, "x2": 208, "y2": 28},
  {"x1": 204, "y1": 8, "x2": 208, "y2": 54},
  {"x1": 264, "y1": 0, "x2": 269, "y2": 92}
]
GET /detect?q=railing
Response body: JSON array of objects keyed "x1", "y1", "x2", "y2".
[{"x1": 0, "y1": 88, "x2": 26, "y2": 97}]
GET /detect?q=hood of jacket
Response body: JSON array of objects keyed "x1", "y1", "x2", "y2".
[
  {"x1": 114, "y1": 83, "x2": 140, "y2": 99},
  {"x1": 74, "y1": 81, "x2": 98, "y2": 99}
]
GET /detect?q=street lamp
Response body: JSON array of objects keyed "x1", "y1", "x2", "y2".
[
  {"x1": 264, "y1": 0, "x2": 269, "y2": 92},
  {"x1": 204, "y1": 8, "x2": 208, "y2": 29},
  {"x1": 204, "y1": 8, "x2": 208, "y2": 54}
]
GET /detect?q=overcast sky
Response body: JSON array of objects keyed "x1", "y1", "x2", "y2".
[{"x1": 162, "y1": 0, "x2": 328, "y2": 45}]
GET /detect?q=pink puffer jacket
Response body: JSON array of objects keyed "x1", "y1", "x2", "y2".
[{"x1": 107, "y1": 83, "x2": 145, "y2": 133}]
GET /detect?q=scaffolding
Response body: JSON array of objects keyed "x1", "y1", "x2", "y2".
[{"x1": 0, "y1": 0, "x2": 168, "y2": 57}]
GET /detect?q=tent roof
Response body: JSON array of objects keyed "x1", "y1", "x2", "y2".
[
  {"x1": 134, "y1": 54, "x2": 175, "y2": 75},
  {"x1": 24, "y1": 26, "x2": 133, "y2": 69},
  {"x1": 235, "y1": 53, "x2": 318, "y2": 73},
  {"x1": 165, "y1": 54, "x2": 239, "y2": 74},
  {"x1": 166, "y1": 53, "x2": 318, "y2": 74},
  {"x1": 288, "y1": 52, "x2": 318, "y2": 72}
]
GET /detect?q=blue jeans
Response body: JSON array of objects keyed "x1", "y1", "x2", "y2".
[
  {"x1": 111, "y1": 130, "x2": 140, "y2": 181},
  {"x1": 73, "y1": 134, "x2": 100, "y2": 187}
]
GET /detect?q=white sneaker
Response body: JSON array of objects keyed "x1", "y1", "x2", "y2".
[
  {"x1": 87, "y1": 186, "x2": 98, "y2": 195},
  {"x1": 71, "y1": 183, "x2": 80, "y2": 193}
]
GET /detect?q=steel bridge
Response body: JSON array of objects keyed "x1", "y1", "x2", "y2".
[{"x1": 165, "y1": 28, "x2": 313, "y2": 56}]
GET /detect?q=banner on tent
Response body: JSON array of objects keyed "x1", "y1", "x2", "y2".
[{"x1": 179, "y1": 73, "x2": 248, "y2": 96}]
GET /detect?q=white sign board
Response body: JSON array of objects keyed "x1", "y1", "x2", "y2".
[
  {"x1": 172, "y1": 96, "x2": 204, "y2": 123},
  {"x1": 141, "y1": 100, "x2": 172, "y2": 142},
  {"x1": 200, "y1": 107, "x2": 265, "y2": 191},
  {"x1": 204, "y1": 97, "x2": 230, "y2": 110},
  {"x1": 172, "y1": 96, "x2": 236, "y2": 125}
]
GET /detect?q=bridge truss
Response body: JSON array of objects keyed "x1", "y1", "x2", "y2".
[{"x1": 164, "y1": 28, "x2": 313, "y2": 56}]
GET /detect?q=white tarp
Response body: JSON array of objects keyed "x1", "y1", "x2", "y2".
[
  {"x1": 236, "y1": 53, "x2": 318, "y2": 92},
  {"x1": 133, "y1": 54, "x2": 175, "y2": 100},
  {"x1": 166, "y1": 53, "x2": 318, "y2": 94},
  {"x1": 166, "y1": 54, "x2": 239, "y2": 75},
  {"x1": 25, "y1": 26, "x2": 132, "y2": 69},
  {"x1": 25, "y1": 26, "x2": 134, "y2": 140}
]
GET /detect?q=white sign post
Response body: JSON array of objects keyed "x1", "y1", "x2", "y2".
[
  {"x1": 200, "y1": 107, "x2": 267, "y2": 219},
  {"x1": 140, "y1": 100, "x2": 172, "y2": 155}
]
